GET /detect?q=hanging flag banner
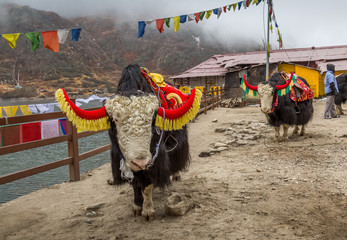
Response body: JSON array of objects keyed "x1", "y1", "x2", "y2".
[
  {"x1": 24, "y1": 32, "x2": 40, "y2": 51},
  {"x1": 42, "y1": 30, "x2": 59, "y2": 52},
  {"x1": 138, "y1": 0, "x2": 264, "y2": 37},
  {"x1": 2, "y1": 33, "x2": 21, "y2": 48},
  {"x1": 57, "y1": 29, "x2": 69, "y2": 44},
  {"x1": 71, "y1": 28, "x2": 82, "y2": 41},
  {"x1": 1, "y1": 27, "x2": 82, "y2": 52}
]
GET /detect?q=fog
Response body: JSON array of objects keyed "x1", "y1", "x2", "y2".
[{"x1": 2, "y1": 0, "x2": 347, "y2": 50}]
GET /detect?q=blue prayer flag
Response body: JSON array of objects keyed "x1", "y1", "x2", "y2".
[
  {"x1": 138, "y1": 21, "x2": 146, "y2": 38},
  {"x1": 180, "y1": 15, "x2": 187, "y2": 23},
  {"x1": 238, "y1": 1, "x2": 243, "y2": 10},
  {"x1": 71, "y1": 28, "x2": 82, "y2": 41},
  {"x1": 213, "y1": 8, "x2": 219, "y2": 15}
]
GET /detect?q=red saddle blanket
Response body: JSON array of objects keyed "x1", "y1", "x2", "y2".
[{"x1": 290, "y1": 78, "x2": 314, "y2": 102}]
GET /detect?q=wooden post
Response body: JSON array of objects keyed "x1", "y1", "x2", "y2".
[
  {"x1": 204, "y1": 91, "x2": 207, "y2": 114},
  {"x1": 212, "y1": 89, "x2": 215, "y2": 110},
  {"x1": 66, "y1": 99, "x2": 80, "y2": 181}
]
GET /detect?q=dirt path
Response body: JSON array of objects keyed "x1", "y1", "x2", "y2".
[{"x1": 0, "y1": 99, "x2": 346, "y2": 240}]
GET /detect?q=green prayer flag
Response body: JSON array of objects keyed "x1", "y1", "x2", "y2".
[
  {"x1": 165, "y1": 18, "x2": 170, "y2": 28},
  {"x1": 228, "y1": 5, "x2": 232, "y2": 11},
  {"x1": 24, "y1": 32, "x2": 40, "y2": 51},
  {"x1": 200, "y1": 11, "x2": 205, "y2": 20}
]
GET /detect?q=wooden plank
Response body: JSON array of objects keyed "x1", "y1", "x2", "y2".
[
  {"x1": 0, "y1": 135, "x2": 71, "y2": 156},
  {"x1": 79, "y1": 144, "x2": 111, "y2": 161},
  {"x1": 78, "y1": 130, "x2": 107, "y2": 139},
  {"x1": 0, "y1": 157, "x2": 73, "y2": 185}
]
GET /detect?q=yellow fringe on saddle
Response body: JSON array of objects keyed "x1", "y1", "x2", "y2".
[
  {"x1": 155, "y1": 89, "x2": 202, "y2": 131},
  {"x1": 55, "y1": 89, "x2": 110, "y2": 132}
]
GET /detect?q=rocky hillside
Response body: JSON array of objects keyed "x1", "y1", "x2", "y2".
[{"x1": 0, "y1": 4, "x2": 259, "y2": 97}]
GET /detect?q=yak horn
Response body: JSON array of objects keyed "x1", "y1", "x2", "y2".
[
  {"x1": 243, "y1": 74, "x2": 258, "y2": 91},
  {"x1": 276, "y1": 72, "x2": 293, "y2": 90}
]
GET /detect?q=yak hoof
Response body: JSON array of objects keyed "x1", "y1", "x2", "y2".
[
  {"x1": 172, "y1": 172, "x2": 182, "y2": 181},
  {"x1": 132, "y1": 204, "x2": 142, "y2": 217},
  {"x1": 142, "y1": 208, "x2": 155, "y2": 221},
  {"x1": 107, "y1": 179, "x2": 115, "y2": 185}
]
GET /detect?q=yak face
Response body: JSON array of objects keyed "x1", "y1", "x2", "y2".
[
  {"x1": 257, "y1": 82, "x2": 276, "y2": 113},
  {"x1": 105, "y1": 94, "x2": 159, "y2": 171}
]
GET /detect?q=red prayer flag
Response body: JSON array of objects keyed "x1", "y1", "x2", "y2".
[
  {"x1": 20, "y1": 122, "x2": 42, "y2": 143},
  {"x1": 1, "y1": 125, "x2": 21, "y2": 146},
  {"x1": 223, "y1": 6, "x2": 227, "y2": 12},
  {"x1": 156, "y1": 19, "x2": 165, "y2": 33},
  {"x1": 246, "y1": 0, "x2": 250, "y2": 7},
  {"x1": 194, "y1": 12, "x2": 201, "y2": 23},
  {"x1": 41, "y1": 31, "x2": 59, "y2": 52}
]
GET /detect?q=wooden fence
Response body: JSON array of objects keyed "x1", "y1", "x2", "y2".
[{"x1": 0, "y1": 88, "x2": 224, "y2": 185}]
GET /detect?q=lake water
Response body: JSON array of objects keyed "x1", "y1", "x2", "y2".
[{"x1": 0, "y1": 131, "x2": 111, "y2": 204}]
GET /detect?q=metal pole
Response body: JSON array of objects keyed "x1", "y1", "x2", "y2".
[{"x1": 265, "y1": 0, "x2": 271, "y2": 79}]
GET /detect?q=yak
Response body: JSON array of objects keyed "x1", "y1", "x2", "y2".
[
  {"x1": 56, "y1": 64, "x2": 201, "y2": 221},
  {"x1": 243, "y1": 72, "x2": 314, "y2": 142},
  {"x1": 106, "y1": 64, "x2": 191, "y2": 221},
  {"x1": 335, "y1": 73, "x2": 347, "y2": 115}
]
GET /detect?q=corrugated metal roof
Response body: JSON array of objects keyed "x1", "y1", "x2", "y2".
[{"x1": 171, "y1": 45, "x2": 347, "y2": 79}]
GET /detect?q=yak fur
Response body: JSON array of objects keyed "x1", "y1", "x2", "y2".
[
  {"x1": 335, "y1": 73, "x2": 347, "y2": 115},
  {"x1": 261, "y1": 73, "x2": 314, "y2": 140},
  {"x1": 106, "y1": 64, "x2": 190, "y2": 219}
]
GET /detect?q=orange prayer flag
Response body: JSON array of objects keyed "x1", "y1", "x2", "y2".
[
  {"x1": 156, "y1": 19, "x2": 165, "y2": 33},
  {"x1": 41, "y1": 31, "x2": 59, "y2": 52}
]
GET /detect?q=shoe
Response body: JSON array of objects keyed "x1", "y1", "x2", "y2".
[{"x1": 332, "y1": 115, "x2": 340, "y2": 118}]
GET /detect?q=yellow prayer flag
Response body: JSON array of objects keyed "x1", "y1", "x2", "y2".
[
  {"x1": 20, "y1": 105, "x2": 33, "y2": 115},
  {"x1": 12, "y1": 106, "x2": 18, "y2": 116},
  {"x1": 0, "y1": 107, "x2": 2, "y2": 118},
  {"x1": 232, "y1": 3, "x2": 237, "y2": 11},
  {"x1": 253, "y1": 0, "x2": 259, "y2": 4},
  {"x1": 205, "y1": 10, "x2": 213, "y2": 19},
  {"x1": 2, "y1": 33, "x2": 21, "y2": 49},
  {"x1": 270, "y1": 23, "x2": 273, "y2": 33},
  {"x1": 173, "y1": 16, "x2": 180, "y2": 32},
  {"x1": 3, "y1": 106, "x2": 13, "y2": 117}
]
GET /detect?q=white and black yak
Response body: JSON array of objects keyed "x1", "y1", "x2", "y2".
[
  {"x1": 335, "y1": 73, "x2": 347, "y2": 115},
  {"x1": 55, "y1": 64, "x2": 201, "y2": 221},
  {"x1": 243, "y1": 72, "x2": 314, "y2": 142}
]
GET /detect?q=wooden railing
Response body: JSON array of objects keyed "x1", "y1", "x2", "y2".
[
  {"x1": 0, "y1": 108, "x2": 111, "y2": 185},
  {"x1": 0, "y1": 88, "x2": 225, "y2": 185}
]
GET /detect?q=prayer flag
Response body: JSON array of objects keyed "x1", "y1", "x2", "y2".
[
  {"x1": 41, "y1": 31, "x2": 59, "y2": 52},
  {"x1": 223, "y1": 6, "x2": 227, "y2": 12},
  {"x1": 28, "y1": 104, "x2": 38, "y2": 114},
  {"x1": 145, "y1": 20, "x2": 154, "y2": 25},
  {"x1": 59, "y1": 118, "x2": 67, "y2": 135},
  {"x1": 41, "y1": 120, "x2": 60, "y2": 139},
  {"x1": 200, "y1": 11, "x2": 206, "y2": 20},
  {"x1": 20, "y1": 122, "x2": 42, "y2": 143},
  {"x1": 2, "y1": 106, "x2": 15, "y2": 117},
  {"x1": 2, "y1": 33, "x2": 21, "y2": 49},
  {"x1": 20, "y1": 105, "x2": 32, "y2": 115},
  {"x1": 173, "y1": 16, "x2": 180, "y2": 32},
  {"x1": 270, "y1": 23, "x2": 273, "y2": 33},
  {"x1": 138, "y1": 21, "x2": 146, "y2": 38},
  {"x1": 187, "y1": 14, "x2": 195, "y2": 21},
  {"x1": 253, "y1": 0, "x2": 259, "y2": 4},
  {"x1": 205, "y1": 10, "x2": 213, "y2": 19},
  {"x1": 24, "y1": 32, "x2": 40, "y2": 51},
  {"x1": 156, "y1": 19, "x2": 165, "y2": 33},
  {"x1": 194, "y1": 12, "x2": 201, "y2": 23},
  {"x1": 180, "y1": 15, "x2": 187, "y2": 23},
  {"x1": 238, "y1": 1, "x2": 243, "y2": 10},
  {"x1": 232, "y1": 3, "x2": 237, "y2": 11},
  {"x1": 57, "y1": 29, "x2": 69, "y2": 43},
  {"x1": 217, "y1": 8, "x2": 222, "y2": 18},
  {"x1": 1, "y1": 125, "x2": 21, "y2": 146},
  {"x1": 228, "y1": 5, "x2": 232, "y2": 11},
  {"x1": 165, "y1": 18, "x2": 171, "y2": 27},
  {"x1": 71, "y1": 28, "x2": 82, "y2": 41},
  {"x1": 213, "y1": 9, "x2": 219, "y2": 15},
  {"x1": 0, "y1": 107, "x2": 2, "y2": 118},
  {"x1": 246, "y1": 0, "x2": 250, "y2": 7}
]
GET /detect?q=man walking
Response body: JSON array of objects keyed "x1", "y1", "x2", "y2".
[{"x1": 324, "y1": 63, "x2": 340, "y2": 119}]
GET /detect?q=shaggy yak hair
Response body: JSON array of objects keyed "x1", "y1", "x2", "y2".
[
  {"x1": 335, "y1": 73, "x2": 347, "y2": 113},
  {"x1": 107, "y1": 64, "x2": 190, "y2": 217},
  {"x1": 263, "y1": 72, "x2": 314, "y2": 128}
]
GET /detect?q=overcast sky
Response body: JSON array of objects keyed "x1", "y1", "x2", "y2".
[{"x1": 2, "y1": 0, "x2": 347, "y2": 50}]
